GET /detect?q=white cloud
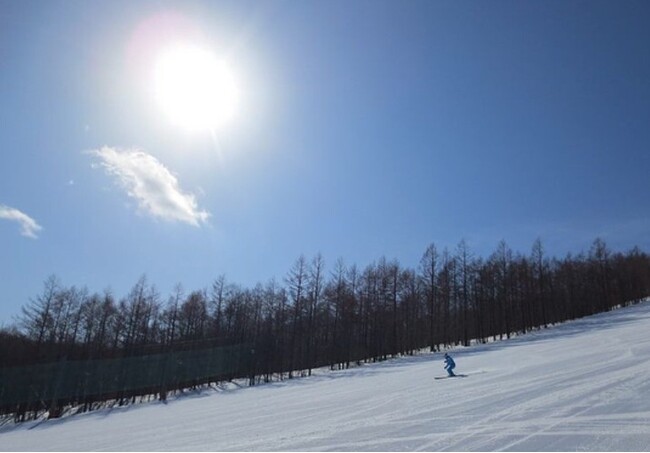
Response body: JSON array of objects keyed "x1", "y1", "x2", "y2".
[
  {"x1": 0, "y1": 204, "x2": 43, "y2": 239},
  {"x1": 88, "y1": 147, "x2": 210, "y2": 226}
]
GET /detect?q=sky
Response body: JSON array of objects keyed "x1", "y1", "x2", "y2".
[{"x1": 1, "y1": 0, "x2": 649, "y2": 324}]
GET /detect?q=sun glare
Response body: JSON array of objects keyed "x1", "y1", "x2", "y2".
[{"x1": 154, "y1": 44, "x2": 238, "y2": 133}]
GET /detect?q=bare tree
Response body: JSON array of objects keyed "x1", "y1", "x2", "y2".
[
  {"x1": 286, "y1": 255, "x2": 309, "y2": 377},
  {"x1": 455, "y1": 240, "x2": 473, "y2": 346},
  {"x1": 18, "y1": 275, "x2": 60, "y2": 351},
  {"x1": 209, "y1": 275, "x2": 227, "y2": 340},
  {"x1": 306, "y1": 253, "x2": 324, "y2": 376},
  {"x1": 419, "y1": 243, "x2": 438, "y2": 351},
  {"x1": 531, "y1": 238, "x2": 549, "y2": 327},
  {"x1": 178, "y1": 290, "x2": 208, "y2": 341}
]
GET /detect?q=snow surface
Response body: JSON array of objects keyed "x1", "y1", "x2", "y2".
[{"x1": 2, "y1": 300, "x2": 650, "y2": 451}]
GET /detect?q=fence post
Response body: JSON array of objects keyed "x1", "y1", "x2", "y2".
[{"x1": 48, "y1": 356, "x2": 67, "y2": 419}]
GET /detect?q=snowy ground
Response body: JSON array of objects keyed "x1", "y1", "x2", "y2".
[{"x1": 2, "y1": 300, "x2": 650, "y2": 451}]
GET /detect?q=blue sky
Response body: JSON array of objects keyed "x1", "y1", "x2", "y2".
[{"x1": 1, "y1": 0, "x2": 649, "y2": 323}]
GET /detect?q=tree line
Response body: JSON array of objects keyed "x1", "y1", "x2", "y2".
[{"x1": 1, "y1": 238, "x2": 649, "y2": 420}]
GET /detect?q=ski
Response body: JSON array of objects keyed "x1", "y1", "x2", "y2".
[{"x1": 434, "y1": 374, "x2": 467, "y2": 380}]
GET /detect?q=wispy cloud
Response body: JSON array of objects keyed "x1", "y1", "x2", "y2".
[
  {"x1": 88, "y1": 147, "x2": 210, "y2": 226},
  {"x1": 0, "y1": 204, "x2": 43, "y2": 239}
]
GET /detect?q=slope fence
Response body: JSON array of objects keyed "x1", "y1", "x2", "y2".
[{"x1": 0, "y1": 343, "x2": 252, "y2": 420}]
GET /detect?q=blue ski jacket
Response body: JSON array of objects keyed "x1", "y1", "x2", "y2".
[{"x1": 444, "y1": 355, "x2": 455, "y2": 369}]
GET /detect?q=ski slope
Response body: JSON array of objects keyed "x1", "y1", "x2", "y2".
[{"x1": 2, "y1": 300, "x2": 650, "y2": 451}]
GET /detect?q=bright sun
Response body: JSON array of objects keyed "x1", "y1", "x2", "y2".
[{"x1": 154, "y1": 43, "x2": 238, "y2": 133}]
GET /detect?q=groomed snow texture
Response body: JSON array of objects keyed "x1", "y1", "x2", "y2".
[{"x1": 2, "y1": 300, "x2": 650, "y2": 451}]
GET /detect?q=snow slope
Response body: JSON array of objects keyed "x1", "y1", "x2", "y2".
[{"x1": 2, "y1": 300, "x2": 650, "y2": 451}]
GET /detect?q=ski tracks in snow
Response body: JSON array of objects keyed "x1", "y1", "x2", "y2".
[
  {"x1": 3, "y1": 301, "x2": 650, "y2": 451},
  {"x1": 416, "y1": 313, "x2": 650, "y2": 451}
]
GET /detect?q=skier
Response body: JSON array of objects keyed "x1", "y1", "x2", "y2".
[{"x1": 443, "y1": 353, "x2": 456, "y2": 377}]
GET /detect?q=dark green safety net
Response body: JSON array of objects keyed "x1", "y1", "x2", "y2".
[{"x1": 0, "y1": 343, "x2": 251, "y2": 410}]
